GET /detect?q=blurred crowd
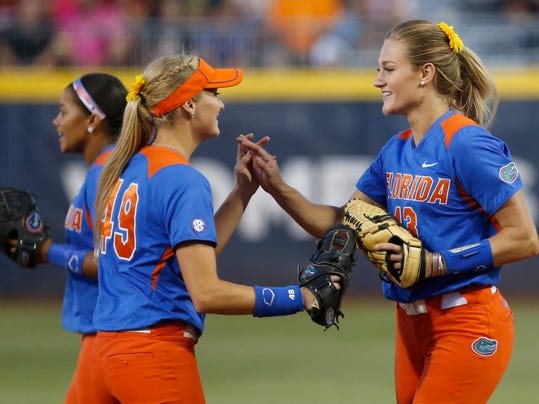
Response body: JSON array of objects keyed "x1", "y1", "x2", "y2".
[{"x1": 1, "y1": 0, "x2": 538, "y2": 69}]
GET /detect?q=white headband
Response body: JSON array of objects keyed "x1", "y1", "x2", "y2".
[{"x1": 73, "y1": 78, "x2": 106, "y2": 120}]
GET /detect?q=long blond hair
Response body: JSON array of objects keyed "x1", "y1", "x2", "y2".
[
  {"x1": 386, "y1": 20, "x2": 498, "y2": 128},
  {"x1": 94, "y1": 54, "x2": 199, "y2": 252}
]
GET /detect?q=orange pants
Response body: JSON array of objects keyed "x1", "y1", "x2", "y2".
[
  {"x1": 64, "y1": 333, "x2": 96, "y2": 404},
  {"x1": 89, "y1": 322, "x2": 204, "y2": 404},
  {"x1": 395, "y1": 286, "x2": 514, "y2": 404}
]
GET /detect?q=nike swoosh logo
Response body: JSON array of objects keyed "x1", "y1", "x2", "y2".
[{"x1": 421, "y1": 161, "x2": 438, "y2": 168}]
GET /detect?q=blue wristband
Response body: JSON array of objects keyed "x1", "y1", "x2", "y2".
[
  {"x1": 47, "y1": 243, "x2": 87, "y2": 275},
  {"x1": 254, "y1": 285, "x2": 304, "y2": 317},
  {"x1": 441, "y1": 239, "x2": 494, "y2": 274}
]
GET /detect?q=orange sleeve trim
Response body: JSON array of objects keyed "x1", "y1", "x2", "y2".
[
  {"x1": 151, "y1": 247, "x2": 175, "y2": 290},
  {"x1": 140, "y1": 146, "x2": 190, "y2": 179},
  {"x1": 443, "y1": 115, "x2": 500, "y2": 229},
  {"x1": 455, "y1": 180, "x2": 502, "y2": 231},
  {"x1": 441, "y1": 114, "x2": 478, "y2": 148}
]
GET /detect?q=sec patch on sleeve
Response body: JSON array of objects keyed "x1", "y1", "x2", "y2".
[{"x1": 191, "y1": 218, "x2": 206, "y2": 233}]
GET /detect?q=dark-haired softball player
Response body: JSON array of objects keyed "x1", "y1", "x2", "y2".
[{"x1": 40, "y1": 73, "x2": 127, "y2": 403}]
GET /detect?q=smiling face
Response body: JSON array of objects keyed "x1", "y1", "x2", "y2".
[
  {"x1": 373, "y1": 39, "x2": 423, "y2": 117},
  {"x1": 52, "y1": 88, "x2": 90, "y2": 154}
]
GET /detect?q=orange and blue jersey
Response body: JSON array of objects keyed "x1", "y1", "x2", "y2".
[
  {"x1": 357, "y1": 110, "x2": 522, "y2": 302},
  {"x1": 62, "y1": 145, "x2": 113, "y2": 333},
  {"x1": 93, "y1": 146, "x2": 217, "y2": 335}
]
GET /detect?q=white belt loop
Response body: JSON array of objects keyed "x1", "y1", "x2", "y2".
[
  {"x1": 183, "y1": 327, "x2": 199, "y2": 341},
  {"x1": 399, "y1": 300, "x2": 427, "y2": 315},
  {"x1": 440, "y1": 291, "x2": 468, "y2": 310}
]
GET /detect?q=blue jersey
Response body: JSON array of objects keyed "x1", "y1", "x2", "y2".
[
  {"x1": 357, "y1": 111, "x2": 522, "y2": 302},
  {"x1": 62, "y1": 145, "x2": 113, "y2": 333},
  {"x1": 93, "y1": 146, "x2": 217, "y2": 335}
]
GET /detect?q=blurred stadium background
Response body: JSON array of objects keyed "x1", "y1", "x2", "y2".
[{"x1": 1, "y1": 1, "x2": 539, "y2": 402}]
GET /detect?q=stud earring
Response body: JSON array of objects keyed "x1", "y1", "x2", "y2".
[
  {"x1": 420, "y1": 81, "x2": 425, "y2": 86},
  {"x1": 87, "y1": 127, "x2": 94, "y2": 134},
  {"x1": 191, "y1": 111, "x2": 195, "y2": 118}
]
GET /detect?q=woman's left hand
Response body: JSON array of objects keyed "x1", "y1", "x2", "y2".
[
  {"x1": 374, "y1": 242, "x2": 403, "y2": 270},
  {"x1": 234, "y1": 133, "x2": 270, "y2": 196}
]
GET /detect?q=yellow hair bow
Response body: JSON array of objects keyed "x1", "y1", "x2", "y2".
[
  {"x1": 438, "y1": 22, "x2": 464, "y2": 54},
  {"x1": 126, "y1": 74, "x2": 145, "y2": 102}
]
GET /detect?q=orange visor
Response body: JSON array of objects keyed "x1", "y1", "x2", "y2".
[{"x1": 150, "y1": 58, "x2": 243, "y2": 117}]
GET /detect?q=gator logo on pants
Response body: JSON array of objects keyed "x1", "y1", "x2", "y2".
[{"x1": 471, "y1": 337, "x2": 498, "y2": 356}]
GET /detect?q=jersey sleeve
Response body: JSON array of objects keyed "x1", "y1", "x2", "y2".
[
  {"x1": 153, "y1": 165, "x2": 217, "y2": 250},
  {"x1": 449, "y1": 126, "x2": 522, "y2": 215}
]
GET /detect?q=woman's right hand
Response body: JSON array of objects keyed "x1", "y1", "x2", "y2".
[
  {"x1": 236, "y1": 135, "x2": 285, "y2": 195},
  {"x1": 6, "y1": 236, "x2": 51, "y2": 266},
  {"x1": 234, "y1": 133, "x2": 270, "y2": 197}
]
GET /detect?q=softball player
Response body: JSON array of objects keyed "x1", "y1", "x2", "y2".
[
  {"x1": 238, "y1": 20, "x2": 539, "y2": 403},
  {"x1": 40, "y1": 73, "x2": 127, "y2": 403},
  {"x1": 90, "y1": 54, "x2": 322, "y2": 403}
]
